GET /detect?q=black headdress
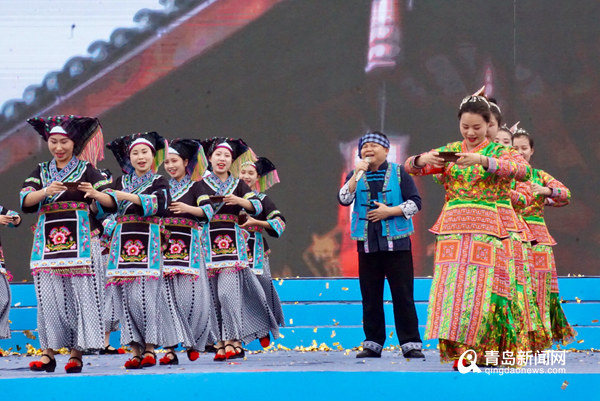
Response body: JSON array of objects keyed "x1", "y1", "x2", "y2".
[
  {"x1": 106, "y1": 131, "x2": 166, "y2": 174},
  {"x1": 27, "y1": 115, "x2": 104, "y2": 167}
]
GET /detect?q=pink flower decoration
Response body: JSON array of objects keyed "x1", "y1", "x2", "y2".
[
  {"x1": 53, "y1": 233, "x2": 66, "y2": 244},
  {"x1": 127, "y1": 245, "x2": 140, "y2": 256}
]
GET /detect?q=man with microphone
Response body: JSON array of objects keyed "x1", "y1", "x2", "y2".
[{"x1": 338, "y1": 131, "x2": 424, "y2": 359}]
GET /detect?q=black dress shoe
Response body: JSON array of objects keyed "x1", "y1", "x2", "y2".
[
  {"x1": 403, "y1": 349, "x2": 425, "y2": 359},
  {"x1": 356, "y1": 349, "x2": 381, "y2": 358}
]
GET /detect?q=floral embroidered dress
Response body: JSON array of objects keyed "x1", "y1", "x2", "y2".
[
  {"x1": 517, "y1": 168, "x2": 575, "y2": 345},
  {"x1": 161, "y1": 174, "x2": 215, "y2": 351},
  {"x1": 20, "y1": 157, "x2": 111, "y2": 350},
  {"x1": 0, "y1": 205, "x2": 20, "y2": 339},
  {"x1": 163, "y1": 175, "x2": 204, "y2": 276},
  {"x1": 405, "y1": 139, "x2": 530, "y2": 364},
  {"x1": 197, "y1": 172, "x2": 278, "y2": 344},
  {"x1": 244, "y1": 192, "x2": 286, "y2": 328},
  {"x1": 103, "y1": 171, "x2": 169, "y2": 282},
  {"x1": 100, "y1": 171, "x2": 179, "y2": 348},
  {"x1": 197, "y1": 173, "x2": 262, "y2": 274}
]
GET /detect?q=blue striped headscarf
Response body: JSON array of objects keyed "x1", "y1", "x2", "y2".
[{"x1": 357, "y1": 131, "x2": 390, "y2": 157}]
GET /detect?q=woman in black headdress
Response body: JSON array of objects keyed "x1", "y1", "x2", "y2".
[
  {"x1": 21, "y1": 115, "x2": 115, "y2": 373},
  {"x1": 103, "y1": 132, "x2": 178, "y2": 369},
  {"x1": 198, "y1": 138, "x2": 277, "y2": 361},
  {"x1": 158, "y1": 139, "x2": 216, "y2": 365},
  {"x1": 237, "y1": 157, "x2": 286, "y2": 341}
]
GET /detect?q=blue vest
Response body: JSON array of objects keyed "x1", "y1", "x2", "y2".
[{"x1": 350, "y1": 162, "x2": 414, "y2": 241}]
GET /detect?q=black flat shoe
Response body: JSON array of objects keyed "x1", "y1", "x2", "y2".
[
  {"x1": 356, "y1": 349, "x2": 381, "y2": 358},
  {"x1": 29, "y1": 354, "x2": 56, "y2": 372}
]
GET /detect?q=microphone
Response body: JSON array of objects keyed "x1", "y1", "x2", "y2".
[{"x1": 355, "y1": 157, "x2": 371, "y2": 181}]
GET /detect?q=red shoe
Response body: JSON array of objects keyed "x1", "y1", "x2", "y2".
[
  {"x1": 29, "y1": 354, "x2": 56, "y2": 372},
  {"x1": 452, "y1": 358, "x2": 469, "y2": 371},
  {"x1": 187, "y1": 349, "x2": 199, "y2": 361},
  {"x1": 140, "y1": 351, "x2": 156, "y2": 367},
  {"x1": 117, "y1": 348, "x2": 126, "y2": 354},
  {"x1": 124, "y1": 356, "x2": 142, "y2": 369},
  {"x1": 213, "y1": 347, "x2": 226, "y2": 362},
  {"x1": 259, "y1": 335, "x2": 270, "y2": 348},
  {"x1": 65, "y1": 356, "x2": 83, "y2": 374},
  {"x1": 225, "y1": 344, "x2": 237, "y2": 359},
  {"x1": 159, "y1": 351, "x2": 179, "y2": 366},
  {"x1": 228, "y1": 346, "x2": 245, "y2": 360}
]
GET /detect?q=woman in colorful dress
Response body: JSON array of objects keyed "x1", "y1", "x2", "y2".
[
  {"x1": 21, "y1": 115, "x2": 114, "y2": 373},
  {"x1": 237, "y1": 156, "x2": 286, "y2": 345},
  {"x1": 491, "y1": 123, "x2": 549, "y2": 352},
  {"x1": 103, "y1": 131, "x2": 178, "y2": 369},
  {"x1": 404, "y1": 95, "x2": 530, "y2": 367},
  {"x1": 198, "y1": 138, "x2": 277, "y2": 361},
  {"x1": 0, "y1": 205, "x2": 21, "y2": 341},
  {"x1": 158, "y1": 138, "x2": 215, "y2": 365},
  {"x1": 512, "y1": 130, "x2": 576, "y2": 345}
]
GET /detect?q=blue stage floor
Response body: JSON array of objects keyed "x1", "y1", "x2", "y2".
[{"x1": 2, "y1": 349, "x2": 599, "y2": 400}]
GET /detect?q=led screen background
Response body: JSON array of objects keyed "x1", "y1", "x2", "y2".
[{"x1": 0, "y1": 0, "x2": 598, "y2": 280}]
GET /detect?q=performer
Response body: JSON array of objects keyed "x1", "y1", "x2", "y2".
[
  {"x1": 494, "y1": 126, "x2": 514, "y2": 147},
  {"x1": 405, "y1": 95, "x2": 530, "y2": 367},
  {"x1": 0, "y1": 205, "x2": 21, "y2": 340},
  {"x1": 158, "y1": 138, "x2": 215, "y2": 365},
  {"x1": 338, "y1": 131, "x2": 424, "y2": 359},
  {"x1": 512, "y1": 129, "x2": 576, "y2": 345},
  {"x1": 198, "y1": 137, "x2": 277, "y2": 361},
  {"x1": 488, "y1": 121, "x2": 549, "y2": 352},
  {"x1": 103, "y1": 131, "x2": 177, "y2": 369},
  {"x1": 21, "y1": 115, "x2": 115, "y2": 373},
  {"x1": 237, "y1": 156, "x2": 286, "y2": 343}
]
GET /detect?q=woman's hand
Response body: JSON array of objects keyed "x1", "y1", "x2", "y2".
[
  {"x1": 223, "y1": 194, "x2": 244, "y2": 206},
  {"x1": 455, "y1": 153, "x2": 485, "y2": 168},
  {"x1": 416, "y1": 151, "x2": 445, "y2": 168},
  {"x1": 78, "y1": 182, "x2": 99, "y2": 199},
  {"x1": 0, "y1": 215, "x2": 16, "y2": 225},
  {"x1": 169, "y1": 201, "x2": 192, "y2": 214},
  {"x1": 238, "y1": 215, "x2": 259, "y2": 228},
  {"x1": 45, "y1": 181, "x2": 67, "y2": 196},
  {"x1": 532, "y1": 183, "x2": 552, "y2": 196}
]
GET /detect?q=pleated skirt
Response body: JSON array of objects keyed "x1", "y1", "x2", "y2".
[
  {"x1": 108, "y1": 276, "x2": 180, "y2": 348},
  {"x1": 33, "y1": 240, "x2": 104, "y2": 351},
  {"x1": 208, "y1": 267, "x2": 278, "y2": 344},
  {"x1": 162, "y1": 273, "x2": 216, "y2": 350}
]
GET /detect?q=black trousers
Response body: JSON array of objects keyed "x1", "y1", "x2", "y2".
[{"x1": 358, "y1": 250, "x2": 421, "y2": 348}]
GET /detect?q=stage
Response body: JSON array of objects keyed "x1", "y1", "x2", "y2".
[{"x1": 1, "y1": 349, "x2": 598, "y2": 400}]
